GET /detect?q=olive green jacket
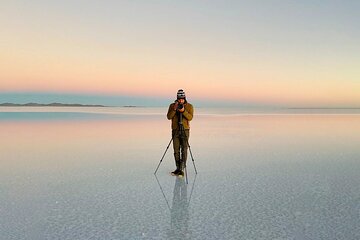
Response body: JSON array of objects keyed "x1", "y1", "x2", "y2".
[{"x1": 167, "y1": 102, "x2": 194, "y2": 130}]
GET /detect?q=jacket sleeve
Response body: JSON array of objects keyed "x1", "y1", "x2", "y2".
[
  {"x1": 167, "y1": 103, "x2": 176, "y2": 120},
  {"x1": 182, "y1": 104, "x2": 193, "y2": 121}
]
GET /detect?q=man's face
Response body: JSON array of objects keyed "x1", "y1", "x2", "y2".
[{"x1": 178, "y1": 98, "x2": 185, "y2": 104}]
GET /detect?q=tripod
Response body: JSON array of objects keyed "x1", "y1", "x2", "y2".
[{"x1": 154, "y1": 112, "x2": 198, "y2": 183}]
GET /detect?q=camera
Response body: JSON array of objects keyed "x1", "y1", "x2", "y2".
[{"x1": 177, "y1": 103, "x2": 184, "y2": 110}]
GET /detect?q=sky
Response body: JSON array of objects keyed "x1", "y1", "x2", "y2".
[{"x1": 1, "y1": 0, "x2": 359, "y2": 107}]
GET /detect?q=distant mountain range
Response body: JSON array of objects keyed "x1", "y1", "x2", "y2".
[{"x1": 0, "y1": 102, "x2": 106, "y2": 107}]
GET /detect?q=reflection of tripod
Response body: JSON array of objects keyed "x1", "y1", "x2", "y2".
[{"x1": 154, "y1": 112, "x2": 198, "y2": 183}]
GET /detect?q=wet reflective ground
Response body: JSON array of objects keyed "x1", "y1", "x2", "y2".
[{"x1": 1, "y1": 107, "x2": 359, "y2": 239}]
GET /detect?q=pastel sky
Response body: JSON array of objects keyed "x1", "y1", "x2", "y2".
[{"x1": 1, "y1": 0, "x2": 359, "y2": 107}]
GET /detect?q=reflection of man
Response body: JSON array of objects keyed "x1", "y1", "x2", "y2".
[
  {"x1": 167, "y1": 89, "x2": 194, "y2": 177},
  {"x1": 169, "y1": 177, "x2": 189, "y2": 239}
]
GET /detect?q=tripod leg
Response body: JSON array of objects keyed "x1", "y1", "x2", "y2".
[
  {"x1": 182, "y1": 129, "x2": 198, "y2": 174},
  {"x1": 154, "y1": 137, "x2": 173, "y2": 174},
  {"x1": 184, "y1": 163, "x2": 188, "y2": 184},
  {"x1": 188, "y1": 146, "x2": 198, "y2": 174}
]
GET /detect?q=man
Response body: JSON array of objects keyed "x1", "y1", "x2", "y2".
[{"x1": 167, "y1": 89, "x2": 194, "y2": 177}]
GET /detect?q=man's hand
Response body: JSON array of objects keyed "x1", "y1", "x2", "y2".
[{"x1": 173, "y1": 101, "x2": 178, "y2": 111}]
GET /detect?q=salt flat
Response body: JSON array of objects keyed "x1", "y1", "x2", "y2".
[{"x1": 0, "y1": 107, "x2": 359, "y2": 240}]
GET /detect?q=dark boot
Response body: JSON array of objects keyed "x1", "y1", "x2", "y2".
[
  {"x1": 171, "y1": 160, "x2": 181, "y2": 175},
  {"x1": 178, "y1": 160, "x2": 185, "y2": 177}
]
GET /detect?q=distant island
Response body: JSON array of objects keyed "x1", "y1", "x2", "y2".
[{"x1": 0, "y1": 102, "x2": 106, "y2": 107}]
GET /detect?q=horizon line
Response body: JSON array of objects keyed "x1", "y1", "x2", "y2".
[
  {"x1": 1, "y1": 101, "x2": 360, "y2": 110},
  {"x1": 1, "y1": 91, "x2": 359, "y2": 109}
]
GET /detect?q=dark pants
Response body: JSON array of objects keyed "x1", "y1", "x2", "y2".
[{"x1": 172, "y1": 129, "x2": 190, "y2": 170}]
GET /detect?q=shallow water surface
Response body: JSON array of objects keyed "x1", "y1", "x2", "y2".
[{"x1": 0, "y1": 107, "x2": 359, "y2": 239}]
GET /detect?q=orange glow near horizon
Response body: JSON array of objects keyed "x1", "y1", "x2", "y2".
[{"x1": 2, "y1": 45, "x2": 359, "y2": 107}]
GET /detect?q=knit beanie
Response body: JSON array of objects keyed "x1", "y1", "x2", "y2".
[{"x1": 177, "y1": 89, "x2": 186, "y2": 99}]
